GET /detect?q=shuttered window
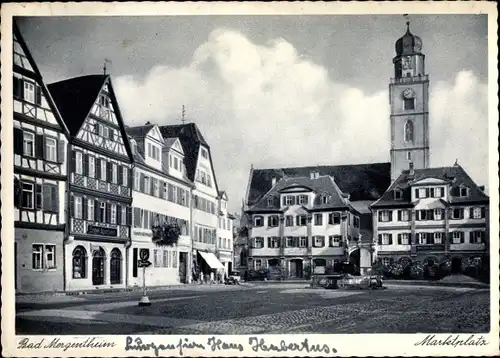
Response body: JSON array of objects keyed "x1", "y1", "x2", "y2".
[{"x1": 42, "y1": 183, "x2": 58, "y2": 213}]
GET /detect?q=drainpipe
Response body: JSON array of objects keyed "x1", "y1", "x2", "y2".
[
  {"x1": 189, "y1": 188, "x2": 194, "y2": 284},
  {"x1": 62, "y1": 139, "x2": 71, "y2": 292}
]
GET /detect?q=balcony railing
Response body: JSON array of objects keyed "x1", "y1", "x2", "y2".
[{"x1": 390, "y1": 75, "x2": 429, "y2": 84}]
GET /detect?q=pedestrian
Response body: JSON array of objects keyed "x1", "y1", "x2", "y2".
[{"x1": 244, "y1": 270, "x2": 248, "y2": 282}]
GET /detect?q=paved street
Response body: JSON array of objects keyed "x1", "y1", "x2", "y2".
[{"x1": 16, "y1": 283, "x2": 489, "y2": 335}]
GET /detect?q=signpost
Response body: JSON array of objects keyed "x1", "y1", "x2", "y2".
[{"x1": 138, "y1": 249, "x2": 152, "y2": 306}]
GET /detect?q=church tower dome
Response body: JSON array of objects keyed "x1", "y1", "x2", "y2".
[{"x1": 395, "y1": 21, "x2": 423, "y2": 56}]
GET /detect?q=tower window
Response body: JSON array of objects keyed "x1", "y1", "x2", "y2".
[
  {"x1": 404, "y1": 98, "x2": 415, "y2": 110},
  {"x1": 406, "y1": 151, "x2": 412, "y2": 160},
  {"x1": 404, "y1": 120, "x2": 414, "y2": 142}
]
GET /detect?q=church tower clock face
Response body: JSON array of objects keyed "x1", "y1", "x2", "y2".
[{"x1": 403, "y1": 88, "x2": 415, "y2": 99}]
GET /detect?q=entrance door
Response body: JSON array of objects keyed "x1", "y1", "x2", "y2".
[
  {"x1": 92, "y1": 247, "x2": 105, "y2": 286},
  {"x1": 289, "y1": 259, "x2": 303, "y2": 278},
  {"x1": 110, "y1": 248, "x2": 122, "y2": 285},
  {"x1": 228, "y1": 262, "x2": 232, "y2": 273},
  {"x1": 179, "y1": 252, "x2": 187, "y2": 283}
]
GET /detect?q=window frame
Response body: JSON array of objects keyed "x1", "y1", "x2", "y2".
[
  {"x1": 74, "y1": 196, "x2": 83, "y2": 219},
  {"x1": 32, "y1": 244, "x2": 43, "y2": 270},
  {"x1": 314, "y1": 213, "x2": 323, "y2": 226},
  {"x1": 45, "y1": 137, "x2": 57, "y2": 162},
  {"x1": 21, "y1": 181, "x2": 35, "y2": 209},
  {"x1": 44, "y1": 244, "x2": 56, "y2": 269},
  {"x1": 329, "y1": 235, "x2": 341, "y2": 247},
  {"x1": 88, "y1": 156, "x2": 95, "y2": 178},
  {"x1": 253, "y1": 216, "x2": 264, "y2": 227},
  {"x1": 24, "y1": 80, "x2": 36, "y2": 104},
  {"x1": 22, "y1": 131, "x2": 35, "y2": 157},
  {"x1": 254, "y1": 237, "x2": 264, "y2": 248}
]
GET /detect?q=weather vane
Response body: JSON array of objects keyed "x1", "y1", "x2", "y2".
[
  {"x1": 103, "y1": 58, "x2": 112, "y2": 75},
  {"x1": 179, "y1": 105, "x2": 186, "y2": 124}
]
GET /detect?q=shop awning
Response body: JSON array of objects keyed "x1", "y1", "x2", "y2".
[{"x1": 198, "y1": 251, "x2": 225, "y2": 269}]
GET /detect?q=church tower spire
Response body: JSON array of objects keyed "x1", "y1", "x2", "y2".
[{"x1": 389, "y1": 21, "x2": 430, "y2": 182}]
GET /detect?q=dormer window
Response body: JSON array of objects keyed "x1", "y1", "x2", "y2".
[
  {"x1": 298, "y1": 195, "x2": 308, "y2": 205},
  {"x1": 99, "y1": 95, "x2": 109, "y2": 108},
  {"x1": 459, "y1": 186, "x2": 469, "y2": 197},
  {"x1": 267, "y1": 197, "x2": 274, "y2": 207},
  {"x1": 147, "y1": 143, "x2": 160, "y2": 160},
  {"x1": 201, "y1": 147, "x2": 208, "y2": 159},
  {"x1": 394, "y1": 189, "x2": 403, "y2": 200},
  {"x1": 321, "y1": 195, "x2": 330, "y2": 204},
  {"x1": 283, "y1": 195, "x2": 295, "y2": 206}
]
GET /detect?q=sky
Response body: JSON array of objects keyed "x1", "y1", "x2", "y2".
[{"x1": 16, "y1": 15, "x2": 489, "y2": 214}]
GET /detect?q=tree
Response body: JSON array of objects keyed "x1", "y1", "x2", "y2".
[{"x1": 151, "y1": 215, "x2": 181, "y2": 247}]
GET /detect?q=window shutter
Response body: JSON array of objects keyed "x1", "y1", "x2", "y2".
[
  {"x1": 35, "y1": 85, "x2": 42, "y2": 105},
  {"x1": 425, "y1": 188, "x2": 429, "y2": 198},
  {"x1": 118, "y1": 166, "x2": 123, "y2": 185},
  {"x1": 116, "y1": 204, "x2": 122, "y2": 224},
  {"x1": 150, "y1": 179, "x2": 155, "y2": 196},
  {"x1": 377, "y1": 212, "x2": 382, "y2": 222},
  {"x1": 133, "y1": 207, "x2": 141, "y2": 227},
  {"x1": 397, "y1": 210, "x2": 401, "y2": 221},
  {"x1": 35, "y1": 134, "x2": 44, "y2": 159},
  {"x1": 70, "y1": 195, "x2": 75, "y2": 218},
  {"x1": 388, "y1": 211, "x2": 393, "y2": 221},
  {"x1": 42, "y1": 184, "x2": 51, "y2": 211},
  {"x1": 82, "y1": 197, "x2": 88, "y2": 219},
  {"x1": 106, "y1": 162, "x2": 112, "y2": 182},
  {"x1": 282, "y1": 197, "x2": 286, "y2": 206},
  {"x1": 57, "y1": 140, "x2": 65, "y2": 164},
  {"x1": 13, "y1": 76, "x2": 23, "y2": 98},
  {"x1": 105, "y1": 203, "x2": 111, "y2": 223},
  {"x1": 378, "y1": 234, "x2": 382, "y2": 245},
  {"x1": 388, "y1": 234, "x2": 393, "y2": 245},
  {"x1": 480, "y1": 207, "x2": 486, "y2": 218},
  {"x1": 83, "y1": 154, "x2": 89, "y2": 176},
  {"x1": 415, "y1": 233, "x2": 420, "y2": 243},
  {"x1": 460, "y1": 232, "x2": 465, "y2": 244},
  {"x1": 13, "y1": 128, "x2": 23, "y2": 155},
  {"x1": 469, "y1": 207, "x2": 474, "y2": 219},
  {"x1": 35, "y1": 184, "x2": 42, "y2": 209},
  {"x1": 94, "y1": 200, "x2": 100, "y2": 222},
  {"x1": 51, "y1": 185, "x2": 58, "y2": 213},
  {"x1": 267, "y1": 237, "x2": 271, "y2": 248},
  {"x1": 140, "y1": 173, "x2": 145, "y2": 192},
  {"x1": 159, "y1": 181, "x2": 165, "y2": 199},
  {"x1": 95, "y1": 157, "x2": 101, "y2": 178},
  {"x1": 397, "y1": 234, "x2": 402, "y2": 245},
  {"x1": 127, "y1": 207, "x2": 132, "y2": 226},
  {"x1": 440, "y1": 187, "x2": 445, "y2": 197}
]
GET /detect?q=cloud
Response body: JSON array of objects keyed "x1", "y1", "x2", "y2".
[{"x1": 113, "y1": 29, "x2": 489, "y2": 213}]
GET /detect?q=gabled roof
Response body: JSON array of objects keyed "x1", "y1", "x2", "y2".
[
  {"x1": 13, "y1": 21, "x2": 70, "y2": 138},
  {"x1": 248, "y1": 175, "x2": 353, "y2": 213},
  {"x1": 371, "y1": 165, "x2": 489, "y2": 208},
  {"x1": 247, "y1": 162, "x2": 391, "y2": 206},
  {"x1": 125, "y1": 124, "x2": 155, "y2": 139},
  {"x1": 48, "y1": 74, "x2": 133, "y2": 160},
  {"x1": 159, "y1": 123, "x2": 218, "y2": 193}
]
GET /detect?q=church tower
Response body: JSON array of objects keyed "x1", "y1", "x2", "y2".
[{"x1": 390, "y1": 22, "x2": 430, "y2": 182}]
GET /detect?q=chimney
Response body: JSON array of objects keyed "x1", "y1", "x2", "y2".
[
  {"x1": 310, "y1": 171, "x2": 319, "y2": 179},
  {"x1": 409, "y1": 161, "x2": 414, "y2": 175},
  {"x1": 271, "y1": 177, "x2": 277, "y2": 186}
]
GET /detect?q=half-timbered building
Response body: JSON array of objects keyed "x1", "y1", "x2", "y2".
[
  {"x1": 159, "y1": 123, "x2": 225, "y2": 283},
  {"x1": 126, "y1": 124, "x2": 194, "y2": 287},
  {"x1": 13, "y1": 23, "x2": 70, "y2": 293},
  {"x1": 48, "y1": 74, "x2": 134, "y2": 291}
]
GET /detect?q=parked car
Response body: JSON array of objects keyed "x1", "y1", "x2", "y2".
[{"x1": 226, "y1": 271, "x2": 241, "y2": 285}]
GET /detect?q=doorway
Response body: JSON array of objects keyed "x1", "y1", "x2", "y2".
[
  {"x1": 451, "y1": 257, "x2": 462, "y2": 274},
  {"x1": 110, "y1": 248, "x2": 122, "y2": 284},
  {"x1": 15, "y1": 242, "x2": 18, "y2": 291},
  {"x1": 92, "y1": 247, "x2": 105, "y2": 286},
  {"x1": 289, "y1": 259, "x2": 303, "y2": 278},
  {"x1": 179, "y1": 252, "x2": 187, "y2": 283}
]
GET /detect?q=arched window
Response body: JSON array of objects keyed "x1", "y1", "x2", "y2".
[
  {"x1": 72, "y1": 246, "x2": 87, "y2": 279},
  {"x1": 110, "y1": 248, "x2": 122, "y2": 284},
  {"x1": 404, "y1": 120, "x2": 414, "y2": 142}
]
